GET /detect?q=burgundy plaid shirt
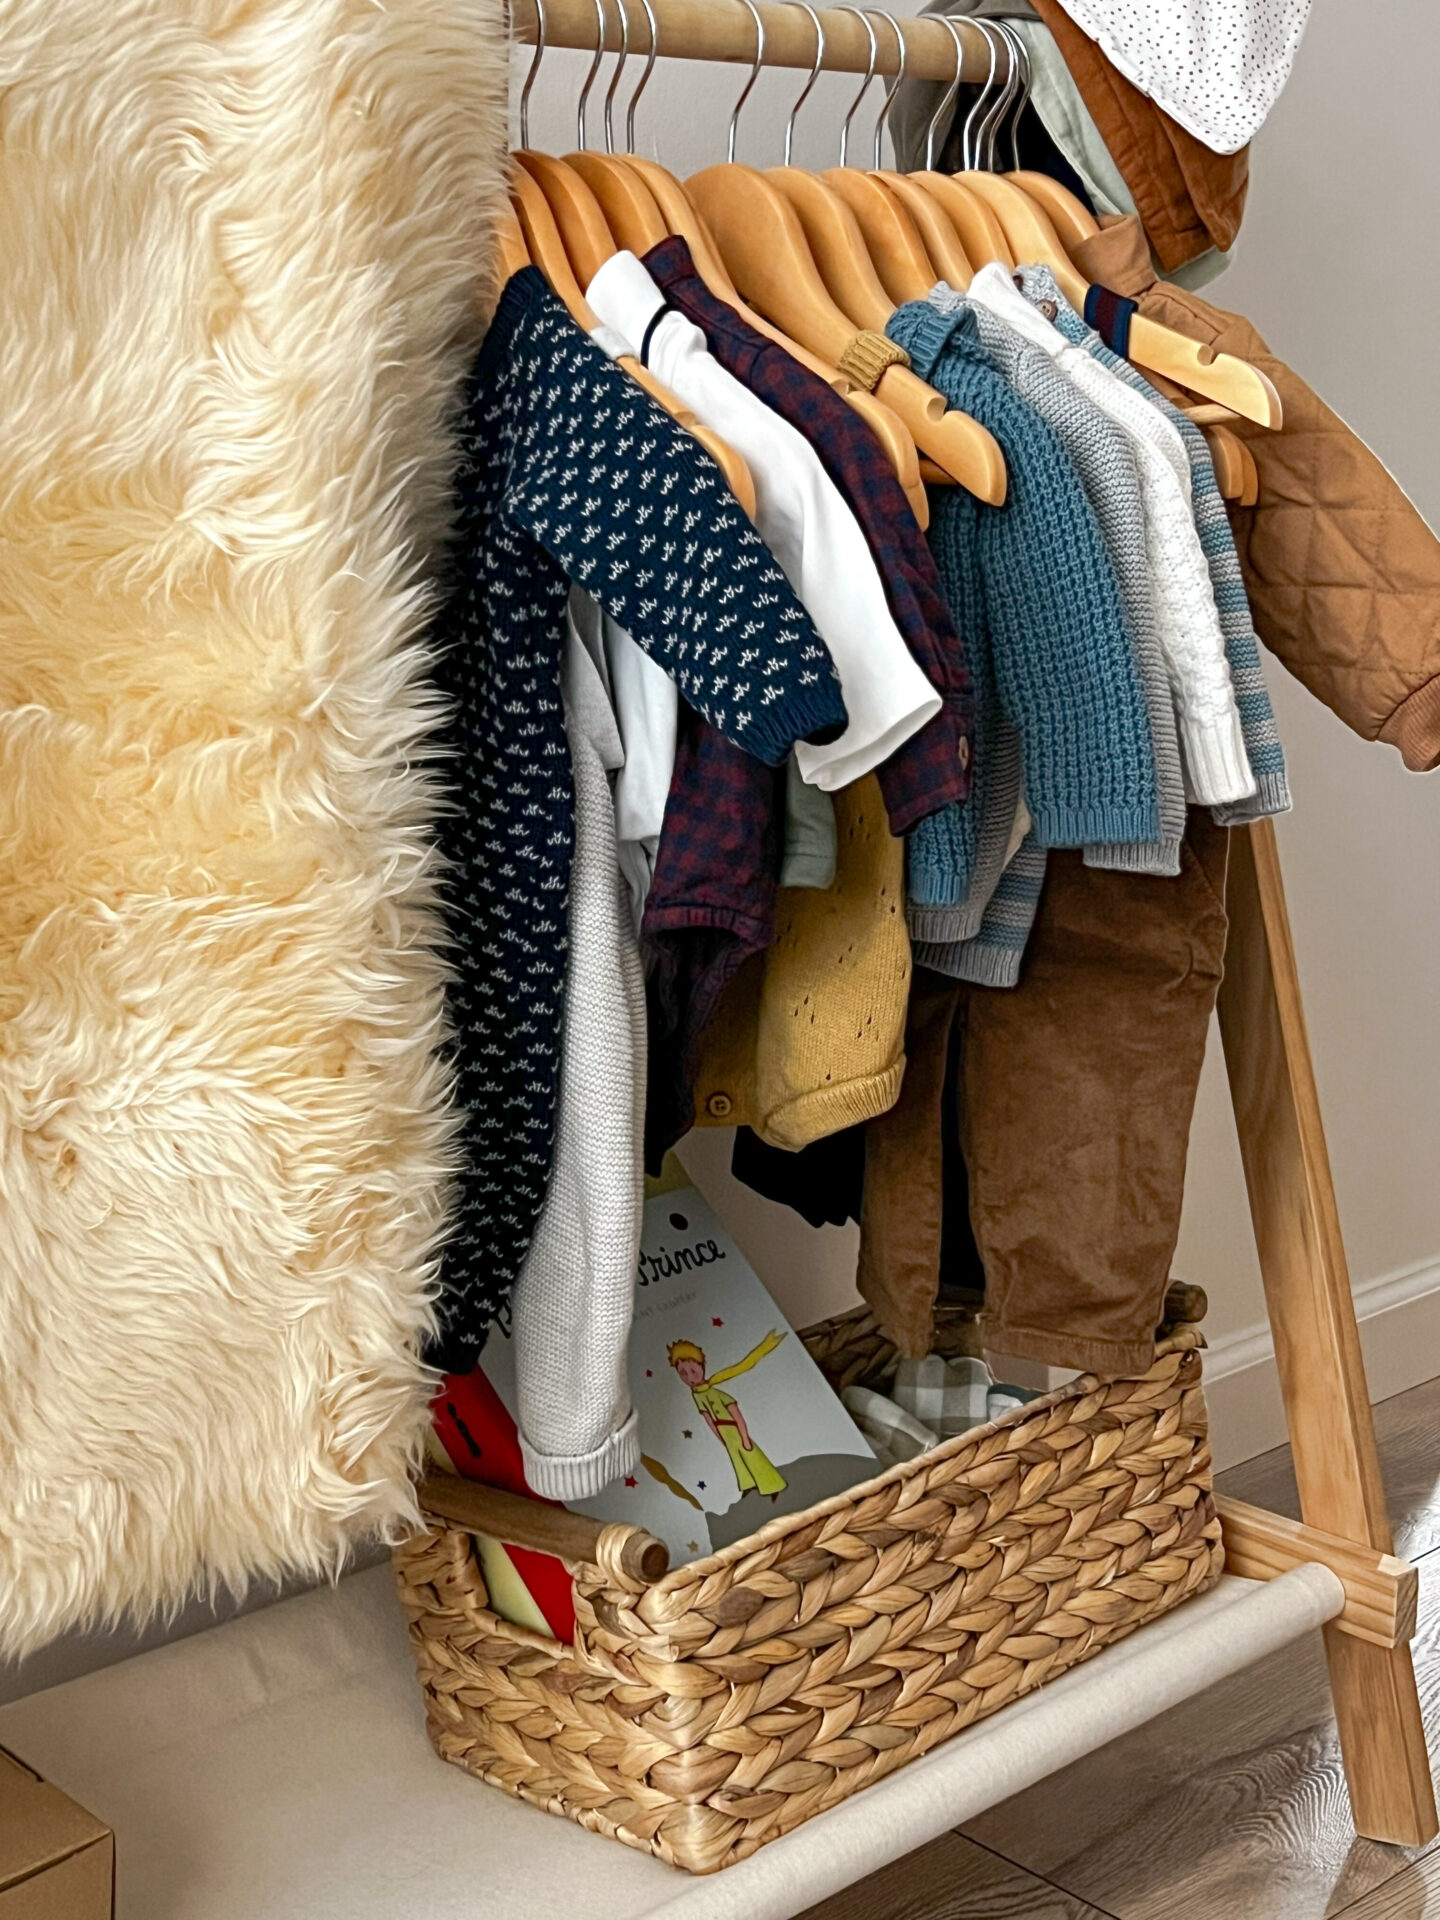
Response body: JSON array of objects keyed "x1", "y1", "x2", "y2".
[
  {"x1": 646, "y1": 235, "x2": 975, "y2": 833},
  {"x1": 642, "y1": 704, "x2": 781, "y2": 1168}
]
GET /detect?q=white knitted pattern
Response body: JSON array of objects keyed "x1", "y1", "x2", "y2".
[
  {"x1": 510, "y1": 634, "x2": 645, "y2": 1500},
  {"x1": 973, "y1": 265, "x2": 1254, "y2": 806}
]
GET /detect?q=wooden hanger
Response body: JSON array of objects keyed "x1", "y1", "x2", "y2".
[
  {"x1": 560, "y1": 0, "x2": 672, "y2": 252},
  {"x1": 514, "y1": 150, "x2": 619, "y2": 287},
  {"x1": 765, "y1": 166, "x2": 896, "y2": 331},
  {"x1": 817, "y1": 168, "x2": 937, "y2": 305},
  {"x1": 907, "y1": 172, "x2": 1015, "y2": 270},
  {"x1": 610, "y1": 154, "x2": 929, "y2": 525},
  {"x1": 688, "y1": 161, "x2": 1006, "y2": 503},
  {"x1": 1006, "y1": 169, "x2": 1098, "y2": 252},
  {"x1": 495, "y1": 202, "x2": 533, "y2": 283},
  {"x1": 865, "y1": 14, "x2": 974, "y2": 289},
  {"x1": 567, "y1": 151, "x2": 669, "y2": 252},
  {"x1": 510, "y1": 165, "x2": 757, "y2": 519},
  {"x1": 959, "y1": 171, "x2": 1283, "y2": 428},
  {"x1": 872, "y1": 171, "x2": 974, "y2": 290}
]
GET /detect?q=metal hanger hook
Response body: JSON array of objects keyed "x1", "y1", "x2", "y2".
[
  {"x1": 626, "y1": 0, "x2": 659, "y2": 150},
  {"x1": 575, "y1": 0, "x2": 608, "y2": 149},
  {"x1": 837, "y1": 7, "x2": 877, "y2": 167},
  {"x1": 960, "y1": 15, "x2": 1000, "y2": 170},
  {"x1": 728, "y1": 0, "x2": 766, "y2": 163},
  {"x1": 976, "y1": 17, "x2": 1019, "y2": 169},
  {"x1": 997, "y1": 20, "x2": 1031, "y2": 172},
  {"x1": 602, "y1": 0, "x2": 630, "y2": 154},
  {"x1": 924, "y1": 17, "x2": 967, "y2": 170},
  {"x1": 784, "y1": 2, "x2": 826, "y2": 167},
  {"x1": 518, "y1": 0, "x2": 547, "y2": 149},
  {"x1": 870, "y1": 10, "x2": 905, "y2": 170}
]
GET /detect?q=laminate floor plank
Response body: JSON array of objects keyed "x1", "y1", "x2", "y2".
[
  {"x1": 797, "y1": 1831, "x2": 1117, "y2": 1920},
  {"x1": 1220, "y1": 1375, "x2": 1440, "y2": 1563},
  {"x1": 1333, "y1": 1849, "x2": 1440, "y2": 1919},
  {"x1": 955, "y1": 1548, "x2": 1440, "y2": 1918}
]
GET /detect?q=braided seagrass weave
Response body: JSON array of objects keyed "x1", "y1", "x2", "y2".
[{"x1": 395, "y1": 1304, "x2": 1223, "y2": 1873}]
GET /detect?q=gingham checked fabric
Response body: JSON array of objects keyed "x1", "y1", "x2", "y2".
[{"x1": 843, "y1": 1357, "x2": 1042, "y2": 1466}]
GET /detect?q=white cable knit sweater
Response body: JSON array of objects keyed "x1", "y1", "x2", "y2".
[
  {"x1": 969, "y1": 263, "x2": 1255, "y2": 808},
  {"x1": 509, "y1": 622, "x2": 645, "y2": 1500}
]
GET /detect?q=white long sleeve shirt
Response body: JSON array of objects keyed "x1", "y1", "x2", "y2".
[{"x1": 588, "y1": 250, "x2": 940, "y2": 793}]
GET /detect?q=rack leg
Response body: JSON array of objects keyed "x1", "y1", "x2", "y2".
[{"x1": 1217, "y1": 820, "x2": 1436, "y2": 1846}]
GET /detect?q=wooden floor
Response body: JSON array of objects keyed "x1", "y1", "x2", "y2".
[{"x1": 803, "y1": 1375, "x2": 1440, "y2": 1920}]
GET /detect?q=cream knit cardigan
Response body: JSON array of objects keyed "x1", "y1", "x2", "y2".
[{"x1": 0, "y1": 0, "x2": 506, "y2": 1655}]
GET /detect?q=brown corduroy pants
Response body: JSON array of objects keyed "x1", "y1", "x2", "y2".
[{"x1": 860, "y1": 812, "x2": 1230, "y2": 1376}]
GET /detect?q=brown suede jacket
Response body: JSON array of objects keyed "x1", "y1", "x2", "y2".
[{"x1": 1075, "y1": 218, "x2": 1440, "y2": 770}]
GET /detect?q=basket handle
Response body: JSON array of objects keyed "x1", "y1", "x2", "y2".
[{"x1": 417, "y1": 1470, "x2": 671, "y2": 1589}]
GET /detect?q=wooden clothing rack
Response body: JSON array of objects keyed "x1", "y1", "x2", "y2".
[{"x1": 499, "y1": 0, "x2": 1438, "y2": 1852}]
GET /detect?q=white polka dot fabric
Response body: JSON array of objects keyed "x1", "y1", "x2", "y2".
[{"x1": 1050, "y1": 0, "x2": 1312, "y2": 152}]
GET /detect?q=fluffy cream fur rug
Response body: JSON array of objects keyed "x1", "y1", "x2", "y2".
[{"x1": 0, "y1": 0, "x2": 507, "y2": 1655}]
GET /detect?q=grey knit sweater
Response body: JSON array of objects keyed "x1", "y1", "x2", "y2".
[{"x1": 509, "y1": 625, "x2": 646, "y2": 1500}]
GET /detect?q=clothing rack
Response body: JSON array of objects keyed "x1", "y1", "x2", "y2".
[
  {"x1": 501, "y1": 0, "x2": 1438, "y2": 1859},
  {"x1": 509, "y1": 0, "x2": 1004, "y2": 83}
]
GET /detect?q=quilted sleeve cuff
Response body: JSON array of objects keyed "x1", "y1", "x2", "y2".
[{"x1": 1379, "y1": 672, "x2": 1440, "y2": 772}]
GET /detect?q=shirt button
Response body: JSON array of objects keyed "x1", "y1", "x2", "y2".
[
  {"x1": 1039, "y1": 299, "x2": 1059, "y2": 321},
  {"x1": 706, "y1": 1092, "x2": 733, "y2": 1120},
  {"x1": 958, "y1": 737, "x2": 971, "y2": 770}
]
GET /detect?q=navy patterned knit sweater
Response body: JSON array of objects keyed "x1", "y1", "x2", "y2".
[{"x1": 428, "y1": 269, "x2": 845, "y2": 1367}]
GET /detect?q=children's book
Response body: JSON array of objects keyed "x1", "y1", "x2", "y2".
[{"x1": 431, "y1": 1186, "x2": 876, "y2": 1625}]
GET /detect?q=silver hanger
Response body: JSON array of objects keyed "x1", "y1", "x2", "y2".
[
  {"x1": 870, "y1": 10, "x2": 905, "y2": 170},
  {"x1": 960, "y1": 16, "x2": 1001, "y2": 170},
  {"x1": 602, "y1": 0, "x2": 630, "y2": 154},
  {"x1": 977, "y1": 18, "x2": 1023, "y2": 169},
  {"x1": 837, "y1": 7, "x2": 878, "y2": 167},
  {"x1": 575, "y1": 0, "x2": 608, "y2": 150},
  {"x1": 626, "y1": 0, "x2": 659, "y2": 151},
  {"x1": 518, "y1": 0, "x2": 548, "y2": 149},
  {"x1": 996, "y1": 20, "x2": 1031, "y2": 173},
  {"x1": 728, "y1": 0, "x2": 766, "y2": 163},
  {"x1": 784, "y1": 2, "x2": 826, "y2": 168},
  {"x1": 925, "y1": 17, "x2": 968, "y2": 171}
]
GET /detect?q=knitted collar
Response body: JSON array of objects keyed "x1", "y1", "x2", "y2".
[{"x1": 884, "y1": 293, "x2": 980, "y2": 384}]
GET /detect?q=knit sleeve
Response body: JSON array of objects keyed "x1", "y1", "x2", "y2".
[{"x1": 505, "y1": 303, "x2": 847, "y2": 768}]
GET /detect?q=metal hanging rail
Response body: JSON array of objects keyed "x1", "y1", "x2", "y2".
[{"x1": 508, "y1": 0, "x2": 1005, "y2": 83}]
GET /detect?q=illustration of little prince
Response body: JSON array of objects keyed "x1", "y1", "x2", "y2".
[{"x1": 668, "y1": 1331, "x2": 789, "y2": 1499}]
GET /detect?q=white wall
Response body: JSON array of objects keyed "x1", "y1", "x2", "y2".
[{"x1": 519, "y1": 4, "x2": 1440, "y2": 1460}]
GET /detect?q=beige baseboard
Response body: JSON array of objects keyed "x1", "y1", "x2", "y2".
[
  {"x1": 987, "y1": 1254, "x2": 1440, "y2": 1474},
  {"x1": 1201, "y1": 1254, "x2": 1440, "y2": 1471}
]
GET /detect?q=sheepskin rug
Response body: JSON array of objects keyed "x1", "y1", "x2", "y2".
[{"x1": 0, "y1": 0, "x2": 508, "y2": 1655}]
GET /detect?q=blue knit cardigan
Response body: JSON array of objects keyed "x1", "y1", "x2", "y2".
[{"x1": 887, "y1": 301, "x2": 1158, "y2": 910}]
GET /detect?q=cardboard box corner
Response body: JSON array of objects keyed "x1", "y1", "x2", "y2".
[{"x1": 0, "y1": 1743, "x2": 113, "y2": 1918}]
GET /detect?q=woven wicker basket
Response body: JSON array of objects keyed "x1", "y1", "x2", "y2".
[{"x1": 395, "y1": 1296, "x2": 1223, "y2": 1874}]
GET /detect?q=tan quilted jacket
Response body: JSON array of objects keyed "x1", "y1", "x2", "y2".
[{"x1": 1075, "y1": 218, "x2": 1440, "y2": 770}]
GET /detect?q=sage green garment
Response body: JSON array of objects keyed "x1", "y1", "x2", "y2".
[{"x1": 781, "y1": 755, "x2": 837, "y2": 890}]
